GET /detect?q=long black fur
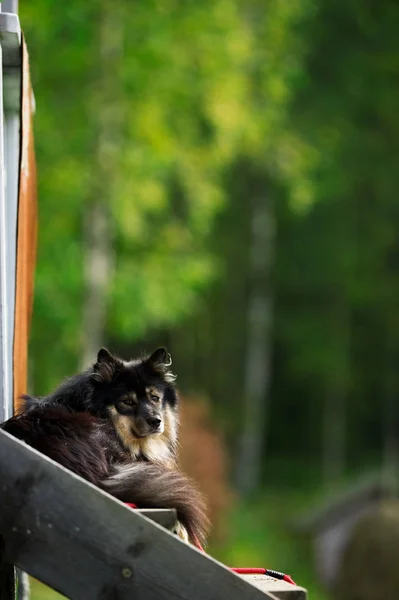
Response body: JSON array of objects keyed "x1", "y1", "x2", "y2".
[
  {"x1": 22, "y1": 348, "x2": 181, "y2": 465},
  {"x1": 1, "y1": 347, "x2": 210, "y2": 546},
  {"x1": 23, "y1": 347, "x2": 179, "y2": 419},
  {"x1": 1, "y1": 404, "x2": 209, "y2": 546}
]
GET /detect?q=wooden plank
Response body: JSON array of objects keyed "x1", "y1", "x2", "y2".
[
  {"x1": 0, "y1": 429, "x2": 279, "y2": 600},
  {"x1": 13, "y1": 34, "x2": 37, "y2": 413},
  {"x1": 0, "y1": 564, "x2": 15, "y2": 599},
  {"x1": 240, "y1": 575, "x2": 307, "y2": 600},
  {"x1": 134, "y1": 509, "x2": 177, "y2": 531}
]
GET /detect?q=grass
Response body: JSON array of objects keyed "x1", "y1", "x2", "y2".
[
  {"x1": 210, "y1": 486, "x2": 328, "y2": 600},
  {"x1": 30, "y1": 578, "x2": 66, "y2": 599}
]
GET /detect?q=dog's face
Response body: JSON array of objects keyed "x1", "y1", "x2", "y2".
[
  {"x1": 113, "y1": 383, "x2": 165, "y2": 437},
  {"x1": 90, "y1": 347, "x2": 179, "y2": 446}
]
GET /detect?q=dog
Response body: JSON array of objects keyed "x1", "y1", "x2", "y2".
[
  {"x1": 24, "y1": 347, "x2": 180, "y2": 466},
  {"x1": 1, "y1": 348, "x2": 209, "y2": 546}
]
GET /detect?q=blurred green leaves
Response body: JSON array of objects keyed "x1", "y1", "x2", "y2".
[{"x1": 21, "y1": 0, "x2": 312, "y2": 392}]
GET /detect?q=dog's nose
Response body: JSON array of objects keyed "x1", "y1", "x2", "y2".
[{"x1": 147, "y1": 416, "x2": 161, "y2": 428}]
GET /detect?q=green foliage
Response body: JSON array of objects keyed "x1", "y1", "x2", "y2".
[
  {"x1": 30, "y1": 578, "x2": 65, "y2": 600},
  {"x1": 169, "y1": 0, "x2": 399, "y2": 465},
  {"x1": 20, "y1": 0, "x2": 313, "y2": 393},
  {"x1": 272, "y1": 0, "x2": 399, "y2": 461},
  {"x1": 212, "y1": 482, "x2": 328, "y2": 600}
]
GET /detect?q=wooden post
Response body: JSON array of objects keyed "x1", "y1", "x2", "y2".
[
  {"x1": 0, "y1": 548, "x2": 16, "y2": 600},
  {"x1": 12, "y1": 34, "x2": 37, "y2": 413},
  {"x1": 0, "y1": 8, "x2": 32, "y2": 600}
]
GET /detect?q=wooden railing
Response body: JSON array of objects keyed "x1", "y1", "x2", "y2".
[{"x1": 0, "y1": 429, "x2": 307, "y2": 599}]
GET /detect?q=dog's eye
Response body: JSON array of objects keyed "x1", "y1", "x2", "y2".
[
  {"x1": 121, "y1": 398, "x2": 134, "y2": 406},
  {"x1": 150, "y1": 394, "x2": 160, "y2": 402}
]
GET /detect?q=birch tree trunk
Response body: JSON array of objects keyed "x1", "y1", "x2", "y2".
[
  {"x1": 81, "y1": 3, "x2": 125, "y2": 369},
  {"x1": 235, "y1": 194, "x2": 275, "y2": 495}
]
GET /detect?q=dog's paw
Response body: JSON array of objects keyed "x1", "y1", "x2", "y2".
[{"x1": 172, "y1": 521, "x2": 189, "y2": 543}]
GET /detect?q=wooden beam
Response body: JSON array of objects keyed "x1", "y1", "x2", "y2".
[
  {"x1": 0, "y1": 429, "x2": 280, "y2": 600},
  {"x1": 241, "y1": 574, "x2": 307, "y2": 600},
  {"x1": 134, "y1": 509, "x2": 177, "y2": 531}
]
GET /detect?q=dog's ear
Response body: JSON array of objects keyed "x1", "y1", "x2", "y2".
[
  {"x1": 149, "y1": 347, "x2": 172, "y2": 367},
  {"x1": 92, "y1": 347, "x2": 122, "y2": 383},
  {"x1": 96, "y1": 348, "x2": 114, "y2": 364},
  {"x1": 147, "y1": 347, "x2": 176, "y2": 383}
]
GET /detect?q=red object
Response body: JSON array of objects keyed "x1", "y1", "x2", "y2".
[
  {"x1": 125, "y1": 503, "x2": 297, "y2": 586},
  {"x1": 232, "y1": 568, "x2": 267, "y2": 574}
]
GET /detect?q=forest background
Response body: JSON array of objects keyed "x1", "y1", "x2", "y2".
[{"x1": 19, "y1": 1, "x2": 399, "y2": 598}]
